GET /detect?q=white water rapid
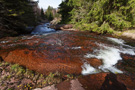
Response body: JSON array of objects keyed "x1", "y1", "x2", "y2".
[{"x1": 82, "y1": 37, "x2": 135, "y2": 75}]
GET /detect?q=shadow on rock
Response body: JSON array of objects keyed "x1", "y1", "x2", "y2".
[{"x1": 101, "y1": 73, "x2": 127, "y2": 90}]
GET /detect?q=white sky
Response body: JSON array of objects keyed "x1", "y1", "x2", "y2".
[{"x1": 33, "y1": 0, "x2": 62, "y2": 9}]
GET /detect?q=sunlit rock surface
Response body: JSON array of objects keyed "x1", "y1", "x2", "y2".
[
  {"x1": 0, "y1": 30, "x2": 135, "y2": 75},
  {"x1": 0, "y1": 29, "x2": 135, "y2": 89}
]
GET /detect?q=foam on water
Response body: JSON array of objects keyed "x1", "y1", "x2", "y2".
[
  {"x1": 107, "y1": 37, "x2": 125, "y2": 45},
  {"x1": 71, "y1": 46, "x2": 82, "y2": 49},
  {"x1": 107, "y1": 37, "x2": 135, "y2": 49},
  {"x1": 81, "y1": 63, "x2": 99, "y2": 75},
  {"x1": 82, "y1": 37, "x2": 135, "y2": 75}
]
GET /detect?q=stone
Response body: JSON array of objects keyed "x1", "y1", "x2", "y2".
[
  {"x1": 101, "y1": 73, "x2": 127, "y2": 90},
  {"x1": 70, "y1": 79, "x2": 85, "y2": 90},
  {"x1": 78, "y1": 73, "x2": 108, "y2": 90},
  {"x1": 86, "y1": 58, "x2": 102, "y2": 68}
]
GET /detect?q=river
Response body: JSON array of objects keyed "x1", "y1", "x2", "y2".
[{"x1": 0, "y1": 23, "x2": 135, "y2": 76}]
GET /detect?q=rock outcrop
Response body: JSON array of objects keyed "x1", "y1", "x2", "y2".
[
  {"x1": 0, "y1": 31, "x2": 101, "y2": 75},
  {"x1": 0, "y1": 31, "x2": 135, "y2": 90}
]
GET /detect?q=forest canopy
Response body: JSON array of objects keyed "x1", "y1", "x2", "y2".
[
  {"x1": 0, "y1": 0, "x2": 38, "y2": 38},
  {"x1": 59, "y1": 0, "x2": 135, "y2": 34},
  {"x1": 0, "y1": 0, "x2": 37, "y2": 30}
]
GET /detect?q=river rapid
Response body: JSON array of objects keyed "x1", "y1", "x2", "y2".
[{"x1": 0, "y1": 23, "x2": 135, "y2": 76}]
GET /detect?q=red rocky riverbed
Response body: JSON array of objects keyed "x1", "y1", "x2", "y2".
[{"x1": 0, "y1": 31, "x2": 135, "y2": 90}]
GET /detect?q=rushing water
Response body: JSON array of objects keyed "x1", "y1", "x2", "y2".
[
  {"x1": 31, "y1": 23, "x2": 56, "y2": 34},
  {"x1": 82, "y1": 38, "x2": 135, "y2": 75},
  {"x1": 0, "y1": 23, "x2": 135, "y2": 75}
]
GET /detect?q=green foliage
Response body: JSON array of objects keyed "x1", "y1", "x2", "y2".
[
  {"x1": 43, "y1": 72, "x2": 62, "y2": 85},
  {"x1": 59, "y1": 0, "x2": 135, "y2": 34},
  {"x1": 11, "y1": 64, "x2": 25, "y2": 75},
  {"x1": 45, "y1": 6, "x2": 54, "y2": 21},
  {"x1": 58, "y1": 0, "x2": 73, "y2": 24},
  {"x1": 41, "y1": 8, "x2": 45, "y2": 19},
  {"x1": 0, "y1": 0, "x2": 37, "y2": 31}
]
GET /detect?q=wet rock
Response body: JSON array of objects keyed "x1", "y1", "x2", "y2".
[
  {"x1": 0, "y1": 31, "x2": 101, "y2": 75},
  {"x1": 78, "y1": 73, "x2": 108, "y2": 90},
  {"x1": 118, "y1": 54, "x2": 135, "y2": 76},
  {"x1": 117, "y1": 74, "x2": 135, "y2": 90},
  {"x1": 0, "y1": 30, "x2": 135, "y2": 89},
  {"x1": 101, "y1": 73, "x2": 127, "y2": 90},
  {"x1": 86, "y1": 58, "x2": 102, "y2": 68}
]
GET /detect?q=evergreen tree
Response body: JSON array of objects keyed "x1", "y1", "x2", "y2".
[
  {"x1": 41, "y1": 8, "x2": 45, "y2": 19},
  {"x1": 1, "y1": 0, "x2": 37, "y2": 27},
  {"x1": 59, "y1": 0, "x2": 135, "y2": 34},
  {"x1": 45, "y1": 6, "x2": 54, "y2": 21},
  {"x1": 0, "y1": 0, "x2": 37, "y2": 38},
  {"x1": 58, "y1": 0, "x2": 73, "y2": 24}
]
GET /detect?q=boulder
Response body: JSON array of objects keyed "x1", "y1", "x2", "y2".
[{"x1": 50, "y1": 24, "x2": 74, "y2": 30}]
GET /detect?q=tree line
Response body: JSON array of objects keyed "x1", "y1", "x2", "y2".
[
  {"x1": 41, "y1": 6, "x2": 60, "y2": 21},
  {"x1": 0, "y1": 0, "x2": 39, "y2": 38},
  {"x1": 58, "y1": 0, "x2": 135, "y2": 34}
]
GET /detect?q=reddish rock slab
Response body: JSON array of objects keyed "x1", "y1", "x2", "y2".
[
  {"x1": 86, "y1": 58, "x2": 102, "y2": 68},
  {"x1": 0, "y1": 30, "x2": 135, "y2": 78},
  {"x1": 56, "y1": 73, "x2": 130, "y2": 90},
  {"x1": 118, "y1": 54, "x2": 135, "y2": 76},
  {"x1": 0, "y1": 30, "x2": 134, "y2": 90},
  {"x1": 0, "y1": 31, "x2": 104, "y2": 75},
  {"x1": 79, "y1": 73, "x2": 108, "y2": 90},
  {"x1": 1, "y1": 48, "x2": 82, "y2": 75},
  {"x1": 100, "y1": 73, "x2": 127, "y2": 90},
  {"x1": 117, "y1": 74, "x2": 135, "y2": 90}
]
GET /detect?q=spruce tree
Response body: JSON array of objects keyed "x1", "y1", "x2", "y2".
[
  {"x1": 59, "y1": 0, "x2": 135, "y2": 34},
  {"x1": 45, "y1": 6, "x2": 54, "y2": 21},
  {"x1": 41, "y1": 8, "x2": 45, "y2": 19}
]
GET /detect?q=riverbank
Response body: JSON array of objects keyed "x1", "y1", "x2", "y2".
[
  {"x1": 50, "y1": 24, "x2": 135, "y2": 40},
  {"x1": 114, "y1": 30, "x2": 135, "y2": 40}
]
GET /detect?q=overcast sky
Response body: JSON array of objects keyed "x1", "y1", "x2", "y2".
[{"x1": 33, "y1": 0, "x2": 62, "y2": 9}]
